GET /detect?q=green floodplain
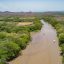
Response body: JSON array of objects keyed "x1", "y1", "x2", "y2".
[{"x1": 0, "y1": 12, "x2": 64, "y2": 64}]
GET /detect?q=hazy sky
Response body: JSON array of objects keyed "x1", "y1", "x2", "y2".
[{"x1": 0, "y1": 0, "x2": 64, "y2": 12}]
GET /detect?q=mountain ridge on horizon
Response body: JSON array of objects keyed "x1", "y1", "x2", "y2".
[{"x1": 0, "y1": 11, "x2": 64, "y2": 17}]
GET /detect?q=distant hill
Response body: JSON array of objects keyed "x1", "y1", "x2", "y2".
[
  {"x1": 43, "y1": 11, "x2": 64, "y2": 16},
  {"x1": 0, "y1": 11, "x2": 64, "y2": 17}
]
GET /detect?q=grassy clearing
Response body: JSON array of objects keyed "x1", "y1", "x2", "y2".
[{"x1": 17, "y1": 22, "x2": 33, "y2": 26}]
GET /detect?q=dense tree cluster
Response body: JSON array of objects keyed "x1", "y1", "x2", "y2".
[{"x1": 29, "y1": 18, "x2": 42, "y2": 31}]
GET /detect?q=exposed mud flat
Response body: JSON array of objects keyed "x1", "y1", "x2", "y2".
[{"x1": 9, "y1": 20, "x2": 62, "y2": 64}]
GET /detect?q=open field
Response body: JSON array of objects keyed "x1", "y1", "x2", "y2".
[{"x1": 17, "y1": 22, "x2": 33, "y2": 26}]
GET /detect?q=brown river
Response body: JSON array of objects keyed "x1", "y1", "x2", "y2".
[{"x1": 9, "y1": 20, "x2": 62, "y2": 64}]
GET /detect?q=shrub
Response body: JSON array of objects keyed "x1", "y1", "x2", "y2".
[
  {"x1": 0, "y1": 58, "x2": 7, "y2": 64},
  {"x1": 59, "y1": 33, "x2": 64, "y2": 45},
  {"x1": 0, "y1": 32, "x2": 7, "y2": 39},
  {"x1": 0, "y1": 42, "x2": 21, "y2": 61},
  {"x1": 0, "y1": 45, "x2": 8, "y2": 60},
  {"x1": 55, "y1": 24, "x2": 64, "y2": 34},
  {"x1": 60, "y1": 44, "x2": 64, "y2": 55},
  {"x1": 62, "y1": 56, "x2": 64, "y2": 63},
  {"x1": 29, "y1": 18, "x2": 42, "y2": 31},
  {"x1": 5, "y1": 42, "x2": 20, "y2": 60}
]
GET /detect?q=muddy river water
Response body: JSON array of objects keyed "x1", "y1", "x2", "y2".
[{"x1": 9, "y1": 20, "x2": 62, "y2": 64}]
